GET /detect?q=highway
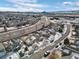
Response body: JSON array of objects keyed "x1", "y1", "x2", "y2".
[
  {"x1": 29, "y1": 24, "x2": 70, "y2": 59},
  {"x1": 0, "y1": 16, "x2": 50, "y2": 42}
]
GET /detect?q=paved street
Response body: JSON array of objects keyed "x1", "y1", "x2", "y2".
[{"x1": 29, "y1": 24, "x2": 70, "y2": 59}]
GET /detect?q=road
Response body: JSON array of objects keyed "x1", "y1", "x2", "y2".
[
  {"x1": 0, "y1": 16, "x2": 50, "y2": 42},
  {"x1": 64, "y1": 45, "x2": 79, "y2": 54},
  {"x1": 29, "y1": 24, "x2": 70, "y2": 59}
]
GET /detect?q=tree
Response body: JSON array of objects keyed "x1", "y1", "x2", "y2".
[
  {"x1": 64, "y1": 38, "x2": 69, "y2": 45},
  {"x1": 19, "y1": 51, "x2": 24, "y2": 57},
  {"x1": 58, "y1": 28, "x2": 63, "y2": 33},
  {"x1": 48, "y1": 50, "x2": 62, "y2": 59}
]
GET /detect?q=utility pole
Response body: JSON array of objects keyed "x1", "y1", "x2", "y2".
[{"x1": 3, "y1": 24, "x2": 7, "y2": 32}]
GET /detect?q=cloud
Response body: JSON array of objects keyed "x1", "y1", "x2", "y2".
[
  {"x1": 6, "y1": 0, "x2": 48, "y2": 8},
  {"x1": 0, "y1": 0, "x2": 48, "y2": 12},
  {"x1": 0, "y1": 7, "x2": 44, "y2": 12},
  {"x1": 63, "y1": 2, "x2": 72, "y2": 5},
  {"x1": 63, "y1": 1, "x2": 79, "y2": 6},
  {"x1": 7, "y1": 0, "x2": 37, "y2": 3},
  {"x1": 13, "y1": 3, "x2": 48, "y2": 8},
  {"x1": 0, "y1": 7, "x2": 17, "y2": 11}
]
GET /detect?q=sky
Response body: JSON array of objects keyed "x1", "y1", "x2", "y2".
[{"x1": 0, "y1": 0, "x2": 79, "y2": 12}]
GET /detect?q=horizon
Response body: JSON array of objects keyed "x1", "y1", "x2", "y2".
[{"x1": 0, "y1": 0, "x2": 79, "y2": 12}]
